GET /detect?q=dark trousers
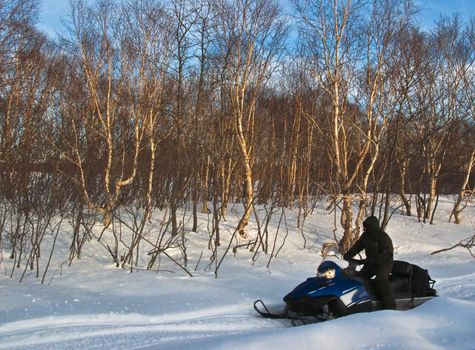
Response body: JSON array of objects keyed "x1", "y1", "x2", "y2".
[{"x1": 359, "y1": 264, "x2": 396, "y2": 310}]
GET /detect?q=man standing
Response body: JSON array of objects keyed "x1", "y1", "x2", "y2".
[{"x1": 343, "y1": 216, "x2": 396, "y2": 309}]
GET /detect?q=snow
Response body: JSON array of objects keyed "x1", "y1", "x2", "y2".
[{"x1": 1, "y1": 197, "x2": 474, "y2": 350}]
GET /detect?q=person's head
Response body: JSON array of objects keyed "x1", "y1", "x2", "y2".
[{"x1": 363, "y1": 215, "x2": 380, "y2": 234}]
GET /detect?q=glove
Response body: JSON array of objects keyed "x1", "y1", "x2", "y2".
[
  {"x1": 342, "y1": 267, "x2": 356, "y2": 278},
  {"x1": 343, "y1": 253, "x2": 351, "y2": 261}
]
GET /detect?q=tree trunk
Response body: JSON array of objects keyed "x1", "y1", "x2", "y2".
[
  {"x1": 237, "y1": 155, "x2": 254, "y2": 238},
  {"x1": 451, "y1": 149, "x2": 475, "y2": 224},
  {"x1": 399, "y1": 159, "x2": 412, "y2": 216},
  {"x1": 339, "y1": 193, "x2": 353, "y2": 253}
]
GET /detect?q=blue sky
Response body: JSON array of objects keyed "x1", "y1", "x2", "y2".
[
  {"x1": 38, "y1": 0, "x2": 70, "y2": 38},
  {"x1": 38, "y1": 0, "x2": 475, "y2": 38},
  {"x1": 414, "y1": 0, "x2": 475, "y2": 28}
]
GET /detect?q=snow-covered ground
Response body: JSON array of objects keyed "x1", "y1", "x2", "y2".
[{"x1": 1, "y1": 197, "x2": 474, "y2": 350}]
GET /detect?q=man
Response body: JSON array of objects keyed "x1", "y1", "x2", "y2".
[{"x1": 343, "y1": 215, "x2": 396, "y2": 310}]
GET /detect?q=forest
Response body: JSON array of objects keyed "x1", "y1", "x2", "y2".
[{"x1": 1, "y1": 0, "x2": 474, "y2": 280}]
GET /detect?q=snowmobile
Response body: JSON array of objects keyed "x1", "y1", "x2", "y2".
[{"x1": 254, "y1": 258, "x2": 437, "y2": 324}]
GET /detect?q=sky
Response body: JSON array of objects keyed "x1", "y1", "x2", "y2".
[
  {"x1": 38, "y1": 0, "x2": 475, "y2": 39},
  {"x1": 414, "y1": 0, "x2": 475, "y2": 28},
  {"x1": 38, "y1": 0, "x2": 70, "y2": 38}
]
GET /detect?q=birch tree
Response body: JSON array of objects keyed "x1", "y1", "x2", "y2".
[
  {"x1": 294, "y1": 0, "x2": 357, "y2": 249},
  {"x1": 414, "y1": 16, "x2": 471, "y2": 223},
  {"x1": 59, "y1": 0, "x2": 150, "y2": 264},
  {"x1": 119, "y1": 0, "x2": 172, "y2": 268},
  {"x1": 450, "y1": 18, "x2": 475, "y2": 224},
  {"x1": 353, "y1": 0, "x2": 414, "y2": 234},
  {"x1": 212, "y1": 0, "x2": 287, "y2": 237}
]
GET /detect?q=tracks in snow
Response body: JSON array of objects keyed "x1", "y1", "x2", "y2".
[{"x1": 0, "y1": 304, "x2": 288, "y2": 350}]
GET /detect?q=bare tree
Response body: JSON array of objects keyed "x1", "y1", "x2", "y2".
[
  {"x1": 450, "y1": 19, "x2": 475, "y2": 223},
  {"x1": 212, "y1": 0, "x2": 287, "y2": 237},
  {"x1": 353, "y1": 0, "x2": 415, "y2": 233},
  {"x1": 59, "y1": 0, "x2": 149, "y2": 264},
  {"x1": 118, "y1": 0, "x2": 173, "y2": 269},
  {"x1": 294, "y1": 0, "x2": 363, "y2": 250},
  {"x1": 294, "y1": 0, "x2": 414, "y2": 250},
  {"x1": 412, "y1": 16, "x2": 471, "y2": 224},
  {"x1": 0, "y1": 0, "x2": 69, "y2": 280}
]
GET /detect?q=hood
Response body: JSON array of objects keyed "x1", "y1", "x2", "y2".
[{"x1": 363, "y1": 216, "x2": 380, "y2": 233}]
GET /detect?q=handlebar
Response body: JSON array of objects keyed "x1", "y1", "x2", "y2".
[
  {"x1": 341, "y1": 258, "x2": 366, "y2": 279},
  {"x1": 345, "y1": 258, "x2": 366, "y2": 266}
]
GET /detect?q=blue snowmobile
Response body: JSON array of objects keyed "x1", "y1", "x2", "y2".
[{"x1": 254, "y1": 258, "x2": 436, "y2": 323}]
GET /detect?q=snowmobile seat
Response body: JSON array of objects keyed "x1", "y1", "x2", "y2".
[
  {"x1": 391, "y1": 260, "x2": 412, "y2": 276},
  {"x1": 388, "y1": 274, "x2": 411, "y2": 295},
  {"x1": 390, "y1": 260, "x2": 436, "y2": 298},
  {"x1": 389, "y1": 261, "x2": 412, "y2": 295}
]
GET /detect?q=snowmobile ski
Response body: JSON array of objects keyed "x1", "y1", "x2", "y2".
[
  {"x1": 253, "y1": 299, "x2": 288, "y2": 319},
  {"x1": 254, "y1": 299, "x2": 331, "y2": 325}
]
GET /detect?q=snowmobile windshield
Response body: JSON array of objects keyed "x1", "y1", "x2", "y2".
[
  {"x1": 317, "y1": 261, "x2": 340, "y2": 279},
  {"x1": 318, "y1": 268, "x2": 336, "y2": 279}
]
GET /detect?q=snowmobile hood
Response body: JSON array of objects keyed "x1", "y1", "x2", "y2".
[
  {"x1": 363, "y1": 216, "x2": 380, "y2": 234},
  {"x1": 284, "y1": 260, "x2": 369, "y2": 304}
]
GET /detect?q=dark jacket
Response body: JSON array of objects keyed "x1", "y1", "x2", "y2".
[{"x1": 343, "y1": 216, "x2": 393, "y2": 270}]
